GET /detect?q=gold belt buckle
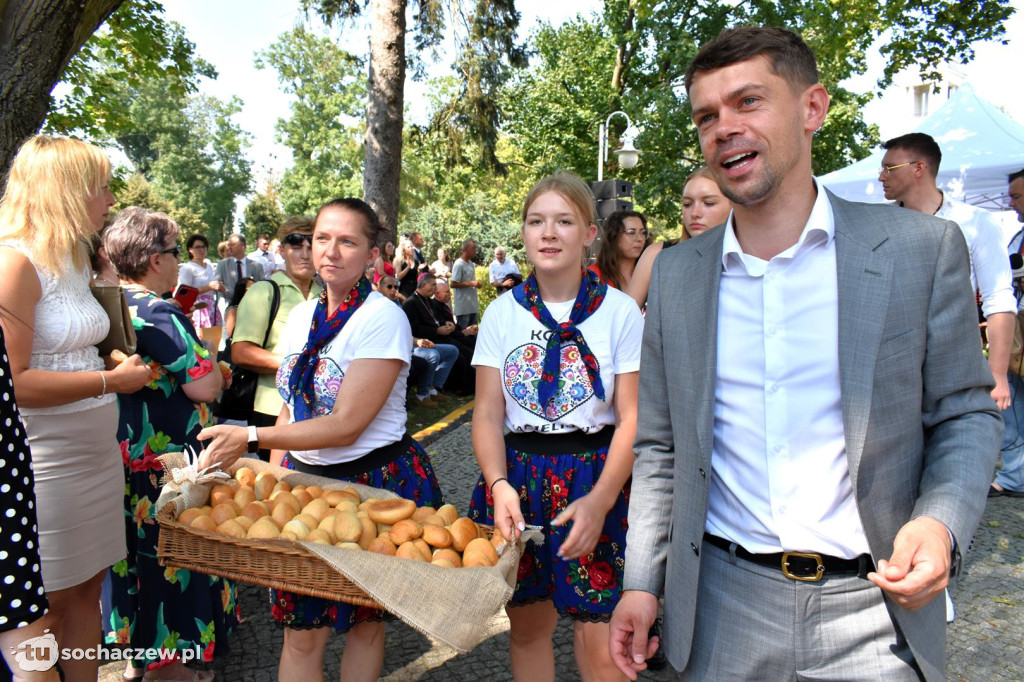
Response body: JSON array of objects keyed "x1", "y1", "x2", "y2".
[{"x1": 781, "y1": 551, "x2": 825, "y2": 582}]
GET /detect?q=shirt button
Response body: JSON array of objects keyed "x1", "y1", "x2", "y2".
[
  {"x1": 699, "y1": 467, "x2": 706, "y2": 478},
  {"x1": 779, "y1": 505, "x2": 788, "y2": 514},
  {"x1": 773, "y1": 444, "x2": 782, "y2": 454},
  {"x1": 691, "y1": 543, "x2": 699, "y2": 556}
]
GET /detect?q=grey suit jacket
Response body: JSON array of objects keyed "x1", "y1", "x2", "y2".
[
  {"x1": 215, "y1": 257, "x2": 264, "y2": 295},
  {"x1": 625, "y1": 191, "x2": 1002, "y2": 681}
]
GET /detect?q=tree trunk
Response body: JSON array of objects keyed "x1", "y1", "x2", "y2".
[
  {"x1": 0, "y1": 0, "x2": 123, "y2": 177},
  {"x1": 362, "y1": 0, "x2": 405, "y2": 244}
]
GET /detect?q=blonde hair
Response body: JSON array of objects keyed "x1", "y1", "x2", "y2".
[
  {"x1": 521, "y1": 171, "x2": 596, "y2": 227},
  {"x1": 0, "y1": 135, "x2": 111, "y2": 276}
]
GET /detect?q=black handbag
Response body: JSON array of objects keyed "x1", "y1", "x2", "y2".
[{"x1": 211, "y1": 279, "x2": 280, "y2": 421}]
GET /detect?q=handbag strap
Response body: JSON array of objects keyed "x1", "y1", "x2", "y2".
[{"x1": 226, "y1": 278, "x2": 280, "y2": 350}]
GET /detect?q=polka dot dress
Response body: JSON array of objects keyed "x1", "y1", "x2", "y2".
[{"x1": 0, "y1": 333, "x2": 48, "y2": 633}]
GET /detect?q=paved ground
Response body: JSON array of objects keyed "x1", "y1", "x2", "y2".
[{"x1": 99, "y1": 415, "x2": 1024, "y2": 681}]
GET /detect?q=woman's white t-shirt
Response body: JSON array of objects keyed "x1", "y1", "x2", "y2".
[
  {"x1": 473, "y1": 286, "x2": 643, "y2": 435},
  {"x1": 276, "y1": 290, "x2": 412, "y2": 465}
]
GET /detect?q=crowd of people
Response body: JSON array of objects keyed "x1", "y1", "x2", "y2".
[{"x1": 0, "y1": 23, "x2": 1019, "y2": 682}]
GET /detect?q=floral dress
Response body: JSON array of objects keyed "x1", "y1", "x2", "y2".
[{"x1": 104, "y1": 286, "x2": 237, "y2": 669}]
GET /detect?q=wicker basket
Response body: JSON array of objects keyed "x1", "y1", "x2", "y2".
[{"x1": 156, "y1": 505, "x2": 384, "y2": 607}]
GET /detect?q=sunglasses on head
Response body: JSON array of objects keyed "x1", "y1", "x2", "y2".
[{"x1": 283, "y1": 233, "x2": 313, "y2": 247}]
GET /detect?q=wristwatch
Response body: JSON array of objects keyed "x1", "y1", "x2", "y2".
[{"x1": 247, "y1": 425, "x2": 259, "y2": 454}]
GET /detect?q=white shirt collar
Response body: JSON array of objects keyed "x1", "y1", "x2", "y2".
[{"x1": 721, "y1": 178, "x2": 835, "y2": 271}]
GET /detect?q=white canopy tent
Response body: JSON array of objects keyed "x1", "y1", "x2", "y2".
[{"x1": 820, "y1": 84, "x2": 1024, "y2": 211}]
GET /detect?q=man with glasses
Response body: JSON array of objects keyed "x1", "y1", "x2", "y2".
[
  {"x1": 879, "y1": 133, "x2": 1015, "y2": 419},
  {"x1": 489, "y1": 246, "x2": 521, "y2": 295}
]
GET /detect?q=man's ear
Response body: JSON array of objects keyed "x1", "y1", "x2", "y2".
[{"x1": 804, "y1": 83, "x2": 830, "y2": 134}]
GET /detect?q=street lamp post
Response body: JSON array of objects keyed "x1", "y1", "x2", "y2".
[{"x1": 597, "y1": 111, "x2": 641, "y2": 181}]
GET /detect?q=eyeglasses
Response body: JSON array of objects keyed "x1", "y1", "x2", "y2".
[
  {"x1": 625, "y1": 228, "x2": 650, "y2": 240},
  {"x1": 160, "y1": 246, "x2": 181, "y2": 259},
  {"x1": 878, "y1": 161, "x2": 918, "y2": 177},
  {"x1": 283, "y1": 233, "x2": 313, "y2": 247}
]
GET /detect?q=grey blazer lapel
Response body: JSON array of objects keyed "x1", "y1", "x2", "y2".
[
  {"x1": 687, "y1": 230, "x2": 725, "y2": 461},
  {"x1": 831, "y1": 192, "x2": 895, "y2": 481}
]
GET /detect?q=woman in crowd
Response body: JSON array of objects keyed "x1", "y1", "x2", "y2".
[
  {"x1": 197, "y1": 198, "x2": 444, "y2": 681},
  {"x1": 0, "y1": 135, "x2": 152, "y2": 681},
  {"x1": 393, "y1": 237, "x2": 419, "y2": 299},
  {"x1": 626, "y1": 167, "x2": 731, "y2": 309},
  {"x1": 589, "y1": 211, "x2": 650, "y2": 290},
  {"x1": 0, "y1": 316, "x2": 57, "y2": 682},
  {"x1": 372, "y1": 240, "x2": 396, "y2": 287},
  {"x1": 102, "y1": 208, "x2": 231, "y2": 682},
  {"x1": 177, "y1": 233, "x2": 226, "y2": 347},
  {"x1": 470, "y1": 172, "x2": 644, "y2": 681},
  {"x1": 230, "y1": 216, "x2": 321, "y2": 459},
  {"x1": 430, "y1": 247, "x2": 452, "y2": 279}
]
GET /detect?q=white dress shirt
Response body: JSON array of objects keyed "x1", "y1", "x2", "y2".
[
  {"x1": 705, "y1": 184, "x2": 871, "y2": 558},
  {"x1": 248, "y1": 249, "x2": 276, "y2": 277},
  {"x1": 934, "y1": 194, "x2": 1015, "y2": 317}
]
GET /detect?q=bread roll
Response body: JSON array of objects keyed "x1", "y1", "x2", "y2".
[
  {"x1": 366, "y1": 498, "x2": 416, "y2": 524},
  {"x1": 332, "y1": 511, "x2": 363, "y2": 544},
  {"x1": 234, "y1": 486, "x2": 256, "y2": 508},
  {"x1": 254, "y1": 472, "x2": 277, "y2": 500},
  {"x1": 368, "y1": 536, "x2": 397, "y2": 556},
  {"x1": 241, "y1": 501, "x2": 270, "y2": 522},
  {"x1": 421, "y1": 514, "x2": 446, "y2": 527},
  {"x1": 210, "y1": 503, "x2": 238, "y2": 526},
  {"x1": 293, "y1": 489, "x2": 314, "y2": 509},
  {"x1": 389, "y1": 519, "x2": 423, "y2": 544},
  {"x1": 293, "y1": 513, "x2": 320, "y2": 531},
  {"x1": 358, "y1": 516, "x2": 377, "y2": 550},
  {"x1": 178, "y1": 508, "x2": 204, "y2": 526},
  {"x1": 306, "y1": 485, "x2": 324, "y2": 499},
  {"x1": 271, "y1": 491, "x2": 301, "y2": 514},
  {"x1": 190, "y1": 515, "x2": 217, "y2": 532},
  {"x1": 421, "y1": 524, "x2": 452, "y2": 549},
  {"x1": 282, "y1": 519, "x2": 311, "y2": 540},
  {"x1": 412, "y1": 538, "x2": 433, "y2": 561},
  {"x1": 247, "y1": 518, "x2": 280, "y2": 539},
  {"x1": 436, "y1": 504, "x2": 459, "y2": 525},
  {"x1": 431, "y1": 548, "x2": 462, "y2": 568},
  {"x1": 411, "y1": 506, "x2": 436, "y2": 522},
  {"x1": 302, "y1": 498, "x2": 332, "y2": 522},
  {"x1": 462, "y1": 537, "x2": 499, "y2": 567},
  {"x1": 449, "y1": 517, "x2": 479, "y2": 552},
  {"x1": 234, "y1": 466, "x2": 256, "y2": 488},
  {"x1": 271, "y1": 502, "x2": 296, "y2": 529},
  {"x1": 396, "y1": 541, "x2": 428, "y2": 562},
  {"x1": 234, "y1": 515, "x2": 254, "y2": 531},
  {"x1": 306, "y1": 529, "x2": 332, "y2": 544},
  {"x1": 216, "y1": 519, "x2": 246, "y2": 539},
  {"x1": 432, "y1": 558, "x2": 455, "y2": 568},
  {"x1": 323, "y1": 489, "x2": 349, "y2": 507}
]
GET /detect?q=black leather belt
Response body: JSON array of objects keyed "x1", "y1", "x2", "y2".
[{"x1": 703, "y1": 533, "x2": 874, "y2": 581}]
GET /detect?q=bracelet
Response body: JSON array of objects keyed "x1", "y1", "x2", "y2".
[
  {"x1": 96, "y1": 371, "x2": 107, "y2": 398},
  {"x1": 489, "y1": 477, "x2": 509, "y2": 495}
]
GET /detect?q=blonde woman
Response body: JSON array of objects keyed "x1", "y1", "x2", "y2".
[
  {"x1": 471, "y1": 172, "x2": 643, "y2": 680},
  {"x1": 625, "y1": 167, "x2": 731, "y2": 309},
  {"x1": 0, "y1": 135, "x2": 151, "y2": 681},
  {"x1": 393, "y1": 237, "x2": 418, "y2": 298}
]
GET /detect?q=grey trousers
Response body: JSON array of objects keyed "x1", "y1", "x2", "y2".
[{"x1": 679, "y1": 538, "x2": 924, "y2": 681}]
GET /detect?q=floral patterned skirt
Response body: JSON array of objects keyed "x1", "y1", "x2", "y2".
[
  {"x1": 468, "y1": 430, "x2": 629, "y2": 622},
  {"x1": 272, "y1": 439, "x2": 444, "y2": 631}
]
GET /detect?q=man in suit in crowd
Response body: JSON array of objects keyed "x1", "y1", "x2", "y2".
[
  {"x1": 215, "y1": 233, "x2": 264, "y2": 293},
  {"x1": 247, "y1": 233, "x2": 278, "y2": 277},
  {"x1": 609, "y1": 26, "x2": 1002, "y2": 681}
]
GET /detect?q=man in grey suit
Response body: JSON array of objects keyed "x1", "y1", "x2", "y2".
[
  {"x1": 215, "y1": 233, "x2": 264, "y2": 294},
  {"x1": 609, "y1": 27, "x2": 1002, "y2": 681}
]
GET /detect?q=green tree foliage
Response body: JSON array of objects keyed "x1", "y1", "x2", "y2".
[
  {"x1": 113, "y1": 174, "x2": 207, "y2": 242},
  {"x1": 497, "y1": 0, "x2": 1013, "y2": 232},
  {"x1": 45, "y1": 0, "x2": 253, "y2": 243},
  {"x1": 241, "y1": 188, "x2": 287, "y2": 246},
  {"x1": 255, "y1": 26, "x2": 366, "y2": 215}
]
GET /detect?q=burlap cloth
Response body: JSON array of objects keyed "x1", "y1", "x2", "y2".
[{"x1": 156, "y1": 453, "x2": 542, "y2": 652}]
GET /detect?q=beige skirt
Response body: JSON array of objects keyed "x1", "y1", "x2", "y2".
[{"x1": 22, "y1": 401, "x2": 126, "y2": 592}]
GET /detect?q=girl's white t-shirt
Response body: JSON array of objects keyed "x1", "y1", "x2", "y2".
[
  {"x1": 276, "y1": 291, "x2": 412, "y2": 465},
  {"x1": 473, "y1": 286, "x2": 644, "y2": 434}
]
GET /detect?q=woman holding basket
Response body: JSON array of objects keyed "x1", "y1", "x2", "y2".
[
  {"x1": 470, "y1": 172, "x2": 644, "y2": 681},
  {"x1": 197, "y1": 198, "x2": 443, "y2": 681}
]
